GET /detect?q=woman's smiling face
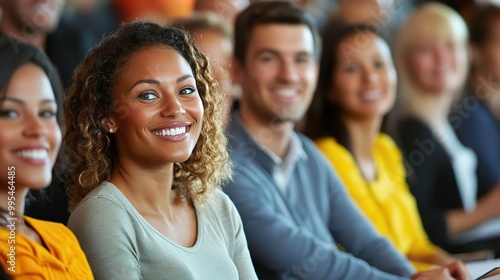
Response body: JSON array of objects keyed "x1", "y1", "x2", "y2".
[
  {"x1": 0, "y1": 63, "x2": 61, "y2": 190},
  {"x1": 107, "y1": 46, "x2": 204, "y2": 165}
]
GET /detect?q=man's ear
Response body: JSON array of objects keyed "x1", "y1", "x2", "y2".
[
  {"x1": 101, "y1": 117, "x2": 118, "y2": 133},
  {"x1": 231, "y1": 57, "x2": 244, "y2": 86}
]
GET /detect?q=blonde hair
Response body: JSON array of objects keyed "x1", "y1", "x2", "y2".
[{"x1": 394, "y1": 3, "x2": 469, "y2": 98}]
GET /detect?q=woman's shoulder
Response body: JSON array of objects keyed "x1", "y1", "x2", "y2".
[
  {"x1": 314, "y1": 136, "x2": 338, "y2": 150},
  {"x1": 73, "y1": 181, "x2": 127, "y2": 210},
  {"x1": 203, "y1": 189, "x2": 241, "y2": 224},
  {"x1": 375, "y1": 134, "x2": 400, "y2": 154},
  {"x1": 68, "y1": 181, "x2": 133, "y2": 228},
  {"x1": 24, "y1": 216, "x2": 82, "y2": 248},
  {"x1": 315, "y1": 136, "x2": 356, "y2": 168},
  {"x1": 205, "y1": 189, "x2": 233, "y2": 212}
]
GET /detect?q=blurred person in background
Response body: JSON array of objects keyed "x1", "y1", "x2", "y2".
[
  {"x1": 195, "y1": 0, "x2": 328, "y2": 28},
  {"x1": 113, "y1": 0, "x2": 195, "y2": 22},
  {"x1": 0, "y1": 36, "x2": 93, "y2": 279},
  {"x1": 305, "y1": 22, "x2": 463, "y2": 271},
  {"x1": 173, "y1": 12, "x2": 237, "y2": 125},
  {"x1": 0, "y1": 0, "x2": 95, "y2": 225},
  {"x1": 195, "y1": 0, "x2": 248, "y2": 24},
  {"x1": 332, "y1": 0, "x2": 413, "y2": 41},
  {"x1": 0, "y1": 0, "x2": 94, "y2": 89},
  {"x1": 223, "y1": 1, "x2": 469, "y2": 279},
  {"x1": 394, "y1": 2, "x2": 500, "y2": 255},
  {"x1": 448, "y1": 3, "x2": 500, "y2": 241}
]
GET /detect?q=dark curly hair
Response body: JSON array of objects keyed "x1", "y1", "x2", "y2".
[{"x1": 64, "y1": 21, "x2": 231, "y2": 209}]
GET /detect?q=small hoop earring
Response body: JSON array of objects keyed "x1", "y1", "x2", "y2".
[{"x1": 109, "y1": 128, "x2": 114, "y2": 133}]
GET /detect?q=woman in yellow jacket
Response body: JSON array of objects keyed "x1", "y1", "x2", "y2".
[
  {"x1": 0, "y1": 37, "x2": 93, "y2": 279},
  {"x1": 304, "y1": 22, "x2": 458, "y2": 271}
]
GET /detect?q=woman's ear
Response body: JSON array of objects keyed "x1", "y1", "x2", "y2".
[{"x1": 101, "y1": 117, "x2": 117, "y2": 133}]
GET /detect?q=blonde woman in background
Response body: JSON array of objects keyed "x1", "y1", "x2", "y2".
[
  {"x1": 173, "y1": 12, "x2": 237, "y2": 125},
  {"x1": 394, "y1": 2, "x2": 500, "y2": 256}
]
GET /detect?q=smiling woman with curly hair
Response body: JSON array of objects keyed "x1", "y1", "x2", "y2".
[{"x1": 65, "y1": 21, "x2": 257, "y2": 280}]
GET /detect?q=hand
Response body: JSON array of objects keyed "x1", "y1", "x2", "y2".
[
  {"x1": 411, "y1": 266, "x2": 453, "y2": 280},
  {"x1": 444, "y1": 261, "x2": 470, "y2": 280},
  {"x1": 410, "y1": 261, "x2": 470, "y2": 280},
  {"x1": 479, "y1": 184, "x2": 500, "y2": 219}
]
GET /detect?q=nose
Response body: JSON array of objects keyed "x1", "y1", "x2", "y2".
[
  {"x1": 434, "y1": 44, "x2": 451, "y2": 64},
  {"x1": 161, "y1": 94, "x2": 186, "y2": 118},
  {"x1": 363, "y1": 68, "x2": 379, "y2": 84},
  {"x1": 23, "y1": 113, "x2": 48, "y2": 138},
  {"x1": 277, "y1": 59, "x2": 300, "y2": 83}
]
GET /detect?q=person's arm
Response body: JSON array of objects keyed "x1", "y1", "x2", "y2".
[
  {"x1": 387, "y1": 139, "x2": 457, "y2": 268},
  {"x1": 320, "y1": 153, "x2": 416, "y2": 277},
  {"x1": 447, "y1": 183, "x2": 500, "y2": 235},
  {"x1": 68, "y1": 197, "x2": 142, "y2": 280},
  {"x1": 224, "y1": 158, "x2": 413, "y2": 280},
  {"x1": 448, "y1": 103, "x2": 500, "y2": 234},
  {"x1": 401, "y1": 121, "x2": 500, "y2": 238}
]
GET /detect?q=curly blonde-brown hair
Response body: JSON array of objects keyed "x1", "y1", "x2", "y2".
[{"x1": 64, "y1": 21, "x2": 231, "y2": 209}]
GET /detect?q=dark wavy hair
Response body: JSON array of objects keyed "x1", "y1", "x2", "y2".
[
  {"x1": 0, "y1": 36, "x2": 65, "y2": 203},
  {"x1": 234, "y1": 1, "x2": 322, "y2": 65},
  {"x1": 469, "y1": 4, "x2": 500, "y2": 48},
  {"x1": 0, "y1": 36, "x2": 63, "y2": 119},
  {"x1": 304, "y1": 22, "x2": 381, "y2": 151},
  {"x1": 64, "y1": 21, "x2": 231, "y2": 209}
]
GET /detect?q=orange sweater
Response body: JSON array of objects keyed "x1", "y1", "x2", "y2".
[{"x1": 0, "y1": 216, "x2": 93, "y2": 279}]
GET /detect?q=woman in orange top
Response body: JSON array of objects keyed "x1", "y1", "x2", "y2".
[
  {"x1": 304, "y1": 22, "x2": 462, "y2": 271},
  {"x1": 0, "y1": 36, "x2": 93, "y2": 279}
]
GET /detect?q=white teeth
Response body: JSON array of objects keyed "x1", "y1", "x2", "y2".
[
  {"x1": 361, "y1": 90, "x2": 382, "y2": 101},
  {"x1": 153, "y1": 126, "x2": 187, "y2": 137},
  {"x1": 275, "y1": 89, "x2": 297, "y2": 97},
  {"x1": 16, "y1": 149, "x2": 48, "y2": 160}
]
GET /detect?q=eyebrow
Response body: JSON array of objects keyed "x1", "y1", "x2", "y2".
[
  {"x1": 255, "y1": 49, "x2": 313, "y2": 57},
  {"x1": 129, "y1": 74, "x2": 194, "y2": 91},
  {"x1": 0, "y1": 97, "x2": 56, "y2": 104}
]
